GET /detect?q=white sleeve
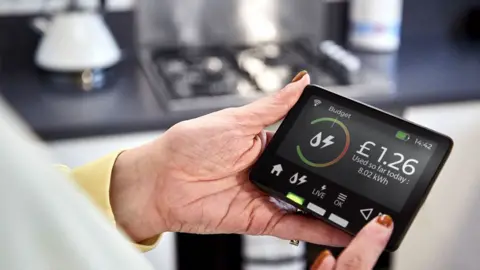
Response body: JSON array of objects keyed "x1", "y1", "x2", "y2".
[{"x1": 0, "y1": 98, "x2": 154, "y2": 270}]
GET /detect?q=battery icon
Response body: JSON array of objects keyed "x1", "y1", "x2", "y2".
[
  {"x1": 286, "y1": 192, "x2": 305, "y2": 205},
  {"x1": 396, "y1": 131, "x2": 410, "y2": 141}
]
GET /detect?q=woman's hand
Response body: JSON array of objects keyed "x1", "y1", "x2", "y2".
[
  {"x1": 311, "y1": 215, "x2": 394, "y2": 270},
  {"x1": 110, "y1": 71, "x2": 351, "y2": 246}
]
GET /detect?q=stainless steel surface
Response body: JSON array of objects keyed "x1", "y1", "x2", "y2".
[
  {"x1": 137, "y1": 0, "x2": 334, "y2": 47},
  {"x1": 136, "y1": 0, "x2": 395, "y2": 112}
]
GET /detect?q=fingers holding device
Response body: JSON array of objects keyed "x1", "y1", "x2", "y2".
[{"x1": 311, "y1": 214, "x2": 394, "y2": 270}]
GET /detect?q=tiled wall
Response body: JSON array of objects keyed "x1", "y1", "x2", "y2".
[{"x1": 0, "y1": 0, "x2": 135, "y2": 14}]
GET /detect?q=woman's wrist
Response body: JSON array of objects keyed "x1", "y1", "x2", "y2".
[{"x1": 110, "y1": 145, "x2": 168, "y2": 242}]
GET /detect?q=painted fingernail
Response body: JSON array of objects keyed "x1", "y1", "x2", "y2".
[
  {"x1": 291, "y1": 70, "x2": 308, "y2": 82},
  {"x1": 311, "y1": 249, "x2": 331, "y2": 270},
  {"x1": 377, "y1": 214, "x2": 393, "y2": 228}
]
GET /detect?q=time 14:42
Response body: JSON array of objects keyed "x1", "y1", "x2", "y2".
[{"x1": 415, "y1": 138, "x2": 433, "y2": 150}]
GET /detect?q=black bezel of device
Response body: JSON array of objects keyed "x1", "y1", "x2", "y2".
[{"x1": 249, "y1": 85, "x2": 453, "y2": 251}]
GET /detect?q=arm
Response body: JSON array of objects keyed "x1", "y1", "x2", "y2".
[{"x1": 68, "y1": 151, "x2": 161, "y2": 252}]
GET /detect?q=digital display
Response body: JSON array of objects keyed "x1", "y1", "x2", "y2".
[
  {"x1": 277, "y1": 96, "x2": 437, "y2": 212},
  {"x1": 250, "y1": 85, "x2": 453, "y2": 251}
]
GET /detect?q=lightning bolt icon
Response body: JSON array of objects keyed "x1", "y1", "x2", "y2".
[{"x1": 321, "y1": 135, "x2": 335, "y2": 149}]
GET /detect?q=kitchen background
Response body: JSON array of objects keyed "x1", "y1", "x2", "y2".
[{"x1": 0, "y1": 0, "x2": 479, "y2": 269}]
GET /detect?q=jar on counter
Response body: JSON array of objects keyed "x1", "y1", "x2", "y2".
[{"x1": 348, "y1": 0, "x2": 403, "y2": 52}]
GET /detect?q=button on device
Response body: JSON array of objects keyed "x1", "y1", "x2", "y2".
[
  {"x1": 328, "y1": 213, "x2": 349, "y2": 228},
  {"x1": 289, "y1": 172, "x2": 308, "y2": 186},
  {"x1": 360, "y1": 208, "x2": 374, "y2": 220},
  {"x1": 334, "y1": 193, "x2": 347, "y2": 207},
  {"x1": 312, "y1": 185, "x2": 327, "y2": 200},
  {"x1": 307, "y1": 202, "x2": 326, "y2": 216},
  {"x1": 270, "y1": 164, "x2": 283, "y2": 176},
  {"x1": 286, "y1": 192, "x2": 305, "y2": 205}
]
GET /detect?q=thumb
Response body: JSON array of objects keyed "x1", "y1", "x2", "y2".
[{"x1": 237, "y1": 71, "x2": 310, "y2": 130}]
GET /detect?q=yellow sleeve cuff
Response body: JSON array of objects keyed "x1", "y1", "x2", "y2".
[{"x1": 71, "y1": 151, "x2": 161, "y2": 252}]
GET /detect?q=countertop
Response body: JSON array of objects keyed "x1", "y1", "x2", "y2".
[
  {"x1": 0, "y1": 13, "x2": 479, "y2": 141},
  {"x1": 0, "y1": 55, "x2": 218, "y2": 139}
]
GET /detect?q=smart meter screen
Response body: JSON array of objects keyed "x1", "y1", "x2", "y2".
[{"x1": 277, "y1": 96, "x2": 437, "y2": 212}]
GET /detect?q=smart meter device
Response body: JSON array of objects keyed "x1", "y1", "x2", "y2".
[{"x1": 249, "y1": 85, "x2": 453, "y2": 251}]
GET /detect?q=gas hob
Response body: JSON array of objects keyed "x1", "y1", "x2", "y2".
[{"x1": 141, "y1": 40, "x2": 393, "y2": 111}]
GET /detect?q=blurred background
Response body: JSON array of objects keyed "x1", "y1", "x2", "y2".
[{"x1": 0, "y1": 0, "x2": 479, "y2": 269}]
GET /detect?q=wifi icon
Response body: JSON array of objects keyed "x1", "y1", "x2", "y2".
[{"x1": 313, "y1": 99, "x2": 322, "y2": 107}]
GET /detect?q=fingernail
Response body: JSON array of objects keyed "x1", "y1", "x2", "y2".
[
  {"x1": 377, "y1": 214, "x2": 393, "y2": 228},
  {"x1": 291, "y1": 70, "x2": 308, "y2": 83},
  {"x1": 311, "y1": 249, "x2": 331, "y2": 270}
]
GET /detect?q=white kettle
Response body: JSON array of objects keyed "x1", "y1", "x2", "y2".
[{"x1": 32, "y1": 11, "x2": 121, "y2": 72}]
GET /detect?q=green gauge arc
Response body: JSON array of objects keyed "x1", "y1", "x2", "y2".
[{"x1": 297, "y1": 117, "x2": 351, "y2": 167}]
